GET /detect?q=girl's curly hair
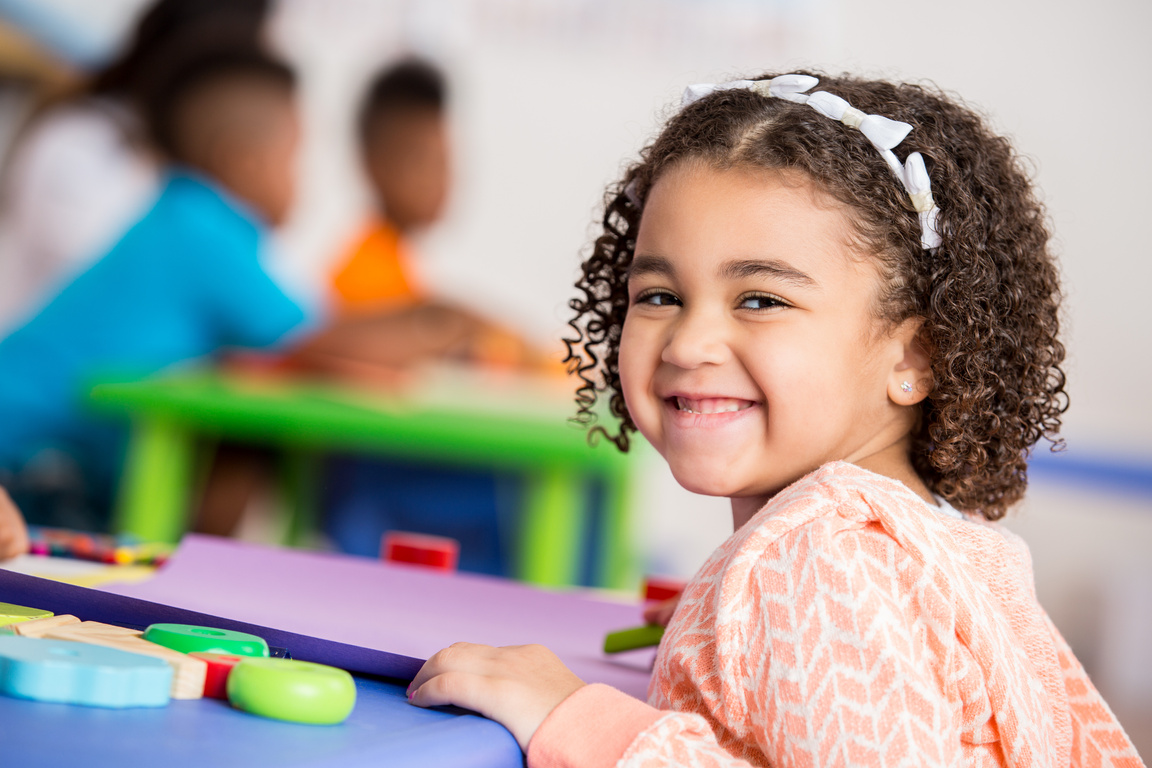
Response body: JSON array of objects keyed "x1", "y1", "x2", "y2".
[{"x1": 564, "y1": 71, "x2": 1067, "y2": 520}]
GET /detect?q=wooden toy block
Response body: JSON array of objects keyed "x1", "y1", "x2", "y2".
[
  {"x1": 0, "y1": 636, "x2": 171, "y2": 708},
  {"x1": 643, "y1": 576, "x2": 687, "y2": 603},
  {"x1": 228, "y1": 658, "x2": 356, "y2": 725},
  {"x1": 381, "y1": 531, "x2": 459, "y2": 573},
  {"x1": 144, "y1": 624, "x2": 268, "y2": 658},
  {"x1": 190, "y1": 652, "x2": 244, "y2": 699},
  {"x1": 43, "y1": 621, "x2": 207, "y2": 700},
  {"x1": 0, "y1": 603, "x2": 53, "y2": 627},
  {"x1": 11, "y1": 614, "x2": 81, "y2": 638}
]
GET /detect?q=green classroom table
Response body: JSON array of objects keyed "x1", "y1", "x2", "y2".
[{"x1": 87, "y1": 368, "x2": 640, "y2": 589}]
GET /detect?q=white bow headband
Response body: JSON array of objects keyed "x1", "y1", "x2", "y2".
[{"x1": 681, "y1": 74, "x2": 942, "y2": 250}]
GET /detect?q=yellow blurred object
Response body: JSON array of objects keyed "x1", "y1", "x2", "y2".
[
  {"x1": 59, "y1": 564, "x2": 155, "y2": 588},
  {"x1": 0, "y1": 20, "x2": 77, "y2": 90},
  {"x1": 1, "y1": 555, "x2": 155, "y2": 588}
]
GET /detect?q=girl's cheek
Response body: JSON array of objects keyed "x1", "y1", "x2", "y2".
[{"x1": 615, "y1": 361, "x2": 642, "y2": 430}]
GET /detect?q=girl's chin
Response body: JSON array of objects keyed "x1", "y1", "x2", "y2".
[
  {"x1": 668, "y1": 468, "x2": 745, "y2": 499},
  {"x1": 668, "y1": 462, "x2": 793, "y2": 501}
]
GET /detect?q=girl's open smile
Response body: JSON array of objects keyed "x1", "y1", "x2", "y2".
[
  {"x1": 670, "y1": 396, "x2": 757, "y2": 415},
  {"x1": 663, "y1": 393, "x2": 761, "y2": 431}
]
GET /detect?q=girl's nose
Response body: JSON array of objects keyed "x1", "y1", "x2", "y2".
[{"x1": 660, "y1": 311, "x2": 729, "y2": 369}]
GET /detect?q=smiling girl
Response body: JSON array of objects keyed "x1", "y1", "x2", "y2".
[{"x1": 406, "y1": 72, "x2": 1142, "y2": 767}]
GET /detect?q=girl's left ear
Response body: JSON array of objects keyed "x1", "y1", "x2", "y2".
[{"x1": 887, "y1": 318, "x2": 933, "y2": 405}]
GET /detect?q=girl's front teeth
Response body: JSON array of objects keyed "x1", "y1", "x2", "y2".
[{"x1": 676, "y1": 397, "x2": 752, "y2": 414}]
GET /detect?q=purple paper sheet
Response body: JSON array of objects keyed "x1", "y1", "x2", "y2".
[
  {"x1": 101, "y1": 535, "x2": 654, "y2": 697},
  {"x1": 0, "y1": 566, "x2": 424, "y2": 679}
]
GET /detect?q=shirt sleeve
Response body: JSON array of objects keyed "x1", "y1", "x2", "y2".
[
  {"x1": 193, "y1": 228, "x2": 315, "y2": 351},
  {"x1": 1044, "y1": 614, "x2": 1143, "y2": 764},
  {"x1": 0, "y1": 105, "x2": 157, "y2": 329},
  {"x1": 4, "y1": 106, "x2": 157, "y2": 275},
  {"x1": 527, "y1": 684, "x2": 665, "y2": 768},
  {"x1": 527, "y1": 684, "x2": 780, "y2": 768}
]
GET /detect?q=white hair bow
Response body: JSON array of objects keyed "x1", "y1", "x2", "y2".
[
  {"x1": 681, "y1": 74, "x2": 943, "y2": 250},
  {"x1": 682, "y1": 74, "x2": 818, "y2": 106},
  {"x1": 902, "y1": 152, "x2": 940, "y2": 250}
]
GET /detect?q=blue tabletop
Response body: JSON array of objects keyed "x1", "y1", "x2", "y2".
[
  {"x1": 1, "y1": 672, "x2": 522, "y2": 767},
  {"x1": 0, "y1": 540, "x2": 651, "y2": 766}
]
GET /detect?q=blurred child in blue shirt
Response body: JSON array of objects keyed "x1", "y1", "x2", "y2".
[{"x1": 0, "y1": 43, "x2": 308, "y2": 531}]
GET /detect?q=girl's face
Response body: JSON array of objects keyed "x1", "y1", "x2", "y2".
[{"x1": 619, "y1": 161, "x2": 922, "y2": 516}]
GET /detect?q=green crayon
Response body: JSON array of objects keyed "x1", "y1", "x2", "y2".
[{"x1": 603, "y1": 624, "x2": 665, "y2": 654}]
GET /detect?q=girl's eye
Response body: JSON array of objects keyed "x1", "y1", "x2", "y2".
[
  {"x1": 738, "y1": 293, "x2": 787, "y2": 311},
  {"x1": 635, "y1": 290, "x2": 681, "y2": 307}
]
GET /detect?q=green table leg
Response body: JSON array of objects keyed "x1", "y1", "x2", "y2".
[
  {"x1": 598, "y1": 464, "x2": 640, "y2": 591},
  {"x1": 281, "y1": 450, "x2": 320, "y2": 547},
  {"x1": 517, "y1": 465, "x2": 588, "y2": 587},
  {"x1": 114, "y1": 418, "x2": 195, "y2": 544}
]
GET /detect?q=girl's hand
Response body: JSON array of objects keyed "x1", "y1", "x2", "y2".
[
  {"x1": 406, "y1": 642, "x2": 585, "y2": 751},
  {"x1": 642, "y1": 593, "x2": 682, "y2": 627},
  {"x1": 0, "y1": 487, "x2": 30, "y2": 560}
]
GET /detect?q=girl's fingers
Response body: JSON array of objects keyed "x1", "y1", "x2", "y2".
[
  {"x1": 407, "y1": 641, "x2": 490, "y2": 698},
  {"x1": 0, "y1": 489, "x2": 29, "y2": 560},
  {"x1": 406, "y1": 642, "x2": 586, "y2": 751},
  {"x1": 0, "y1": 525, "x2": 30, "y2": 560},
  {"x1": 408, "y1": 668, "x2": 493, "y2": 713}
]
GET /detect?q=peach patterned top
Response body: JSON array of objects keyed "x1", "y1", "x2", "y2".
[{"x1": 528, "y1": 462, "x2": 1142, "y2": 768}]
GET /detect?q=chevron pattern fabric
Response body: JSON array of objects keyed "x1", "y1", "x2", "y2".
[{"x1": 617, "y1": 462, "x2": 1143, "y2": 767}]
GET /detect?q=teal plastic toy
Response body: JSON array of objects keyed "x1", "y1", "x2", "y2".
[
  {"x1": 143, "y1": 623, "x2": 269, "y2": 657},
  {"x1": 227, "y1": 658, "x2": 356, "y2": 725},
  {"x1": 0, "y1": 636, "x2": 172, "y2": 708}
]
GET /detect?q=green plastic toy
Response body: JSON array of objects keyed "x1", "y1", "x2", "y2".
[
  {"x1": 227, "y1": 658, "x2": 356, "y2": 725},
  {"x1": 143, "y1": 623, "x2": 268, "y2": 657},
  {"x1": 0, "y1": 603, "x2": 53, "y2": 628}
]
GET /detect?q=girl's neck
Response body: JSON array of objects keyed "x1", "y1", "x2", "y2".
[{"x1": 729, "y1": 439, "x2": 935, "y2": 531}]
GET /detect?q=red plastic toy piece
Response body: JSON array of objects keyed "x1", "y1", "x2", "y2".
[
  {"x1": 380, "y1": 532, "x2": 459, "y2": 573},
  {"x1": 643, "y1": 575, "x2": 687, "y2": 602},
  {"x1": 190, "y1": 652, "x2": 244, "y2": 699}
]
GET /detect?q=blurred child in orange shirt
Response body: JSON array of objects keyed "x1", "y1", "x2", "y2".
[
  {"x1": 318, "y1": 58, "x2": 533, "y2": 576},
  {"x1": 330, "y1": 58, "x2": 445, "y2": 314},
  {"x1": 307, "y1": 57, "x2": 554, "y2": 381}
]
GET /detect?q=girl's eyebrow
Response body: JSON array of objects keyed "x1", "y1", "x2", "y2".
[
  {"x1": 628, "y1": 253, "x2": 675, "y2": 278},
  {"x1": 629, "y1": 254, "x2": 818, "y2": 289},
  {"x1": 720, "y1": 259, "x2": 817, "y2": 288}
]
